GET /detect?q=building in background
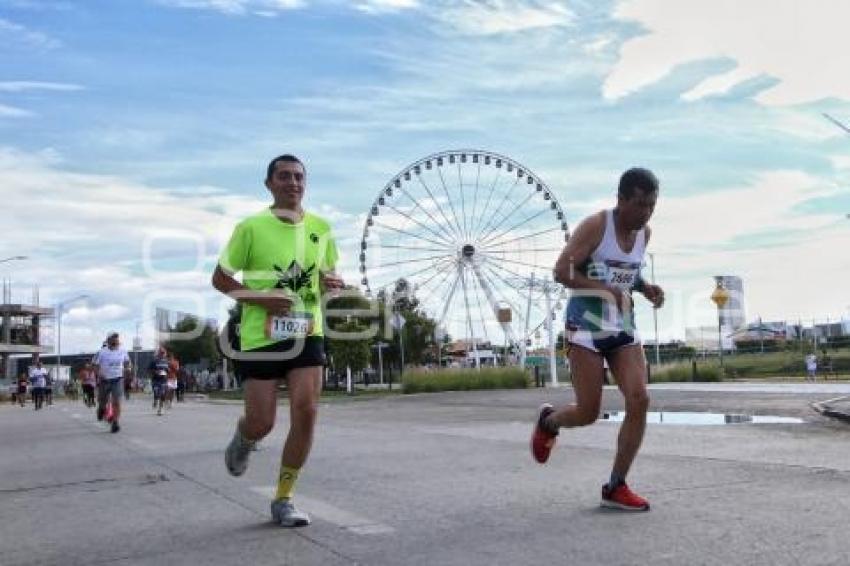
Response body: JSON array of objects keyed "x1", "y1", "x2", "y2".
[
  {"x1": 715, "y1": 275, "x2": 746, "y2": 331},
  {"x1": 0, "y1": 281, "x2": 53, "y2": 386}
]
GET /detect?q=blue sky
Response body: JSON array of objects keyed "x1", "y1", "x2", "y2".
[{"x1": 1, "y1": 0, "x2": 849, "y2": 353}]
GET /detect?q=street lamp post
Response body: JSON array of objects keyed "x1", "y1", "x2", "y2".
[
  {"x1": 648, "y1": 253, "x2": 660, "y2": 366},
  {"x1": 390, "y1": 310, "x2": 406, "y2": 386},
  {"x1": 543, "y1": 282, "x2": 557, "y2": 387},
  {"x1": 373, "y1": 341, "x2": 388, "y2": 385},
  {"x1": 133, "y1": 320, "x2": 141, "y2": 386},
  {"x1": 710, "y1": 280, "x2": 729, "y2": 368},
  {"x1": 56, "y1": 294, "x2": 89, "y2": 385}
]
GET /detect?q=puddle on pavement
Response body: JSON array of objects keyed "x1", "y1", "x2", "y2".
[{"x1": 601, "y1": 411, "x2": 804, "y2": 425}]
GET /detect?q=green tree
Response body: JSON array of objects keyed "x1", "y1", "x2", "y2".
[
  {"x1": 327, "y1": 320, "x2": 372, "y2": 374},
  {"x1": 323, "y1": 286, "x2": 374, "y2": 375},
  {"x1": 325, "y1": 285, "x2": 374, "y2": 331},
  {"x1": 163, "y1": 317, "x2": 220, "y2": 366},
  {"x1": 376, "y1": 278, "x2": 442, "y2": 367}
]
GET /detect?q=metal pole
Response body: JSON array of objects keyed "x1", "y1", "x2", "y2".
[
  {"x1": 812, "y1": 317, "x2": 817, "y2": 350},
  {"x1": 377, "y1": 343, "x2": 384, "y2": 385},
  {"x1": 133, "y1": 320, "x2": 140, "y2": 386},
  {"x1": 56, "y1": 306, "x2": 61, "y2": 387},
  {"x1": 718, "y1": 311, "x2": 724, "y2": 368},
  {"x1": 53, "y1": 294, "x2": 87, "y2": 385},
  {"x1": 649, "y1": 253, "x2": 660, "y2": 366},
  {"x1": 520, "y1": 272, "x2": 534, "y2": 369},
  {"x1": 398, "y1": 325, "x2": 405, "y2": 378},
  {"x1": 545, "y1": 281, "x2": 557, "y2": 386}
]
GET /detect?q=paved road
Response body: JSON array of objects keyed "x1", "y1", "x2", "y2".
[{"x1": 2, "y1": 385, "x2": 849, "y2": 566}]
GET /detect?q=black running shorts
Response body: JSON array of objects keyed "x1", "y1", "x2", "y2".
[{"x1": 237, "y1": 336, "x2": 326, "y2": 380}]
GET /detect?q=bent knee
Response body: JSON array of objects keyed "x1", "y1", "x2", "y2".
[
  {"x1": 243, "y1": 417, "x2": 275, "y2": 439},
  {"x1": 291, "y1": 401, "x2": 318, "y2": 424},
  {"x1": 575, "y1": 405, "x2": 600, "y2": 426}
]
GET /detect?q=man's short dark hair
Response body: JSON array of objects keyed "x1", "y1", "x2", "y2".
[
  {"x1": 618, "y1": 167, "x2": 659, "y2": 199},
  {"x1": 266, "y1": 154, "x2": 305, "y2": 182}
]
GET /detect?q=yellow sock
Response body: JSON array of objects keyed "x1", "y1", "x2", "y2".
[{"x1": 274, "y1": 465, "x2": 300, "y2": 501}]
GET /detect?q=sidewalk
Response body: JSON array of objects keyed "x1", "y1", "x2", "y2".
[{"x1": 811, "y1": 395, "x2": 850, "y2": 422}]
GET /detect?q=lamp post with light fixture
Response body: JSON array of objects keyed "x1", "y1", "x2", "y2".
[{"x1": 710, "y1": 280, "x2": 730, "y2": 368}]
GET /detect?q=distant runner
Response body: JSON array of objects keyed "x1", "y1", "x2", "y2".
[
  {"x1": 93, "y1": 332, "x2": 132, "y2": 433},
  {"x1": 28, "y1": 359, "x2": 48, "y2": 410},
  {"x1": 149, "y1": 347, "x2": 170, "y2": 416},
  {"x1": 79, "y1": 362, "x2": 97, "y2": 408}
]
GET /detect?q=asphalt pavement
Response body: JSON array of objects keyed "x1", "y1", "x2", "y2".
[{"x1": 2, "y1": 383, "x2": 849, "y2": 566}]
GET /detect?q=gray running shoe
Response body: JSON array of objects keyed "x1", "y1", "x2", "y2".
[
  {"x1": 271, "y1": 499, "x2": 311, "y2": 527},
  {"x1": 224, "y1": 426, "x2": 253, "y2": 477}
]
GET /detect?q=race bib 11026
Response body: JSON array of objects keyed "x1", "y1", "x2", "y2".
[{"x1": 265, "y1": 312, "x2": 314, "y2": 341}]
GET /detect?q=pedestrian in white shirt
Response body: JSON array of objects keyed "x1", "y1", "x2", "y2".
[
  {"x1": 28, "y1": 359, "x2": 49, "y2": 410},
  {"x1": 805, "y1": 353, "x2": 817, "y2": 381},
  {"x1": 93, "y1": 332, "x2": 132, "y2": 433}
]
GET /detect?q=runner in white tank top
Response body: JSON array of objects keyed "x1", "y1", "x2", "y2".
[{"x1": 531, "y1": 167, "x2": 665, "y2": 512}]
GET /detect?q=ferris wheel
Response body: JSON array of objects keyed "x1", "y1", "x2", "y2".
[{"x1": 359, "y1": 149, "x2": 570, "y2": 350}]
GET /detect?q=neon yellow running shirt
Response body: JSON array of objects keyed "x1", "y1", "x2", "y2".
[{"x1": 219, "y1": 209, "x2": 338, "y2": 351}]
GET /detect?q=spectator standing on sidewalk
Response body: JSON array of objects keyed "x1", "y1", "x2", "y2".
[{"x1": 805, "y1": 353, "x2": 817, "y2": 381}]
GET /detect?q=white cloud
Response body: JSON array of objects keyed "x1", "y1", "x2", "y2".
[
  {"x1": 64, "y1": 304, "x2": 131, "y2": 324},
  {"x1": 0, "y1": 103, "x2": 32, "y2": 117},
  {"x1": 435, "y1": 0, "x2": 575, "y2": 36},
  {"x1": 1, "y1": 1, "x2": 75, "y2": 10},
  {"x1": 157, "y1": 0, "x2": 572, "y2": 29},
  {"x1": 0, "y1": 81, "x2": 84, "y2": 92},
  {"x1": 831, "y1": 153, "x2": 850, "y2": 172},
  {"x1": 156, "y1": 0, "x2": 304, "y2": 15},
  {"x1": 0, "y1": 81, "x2": 82, "y2": 120},
  {"x1": 354, "y1": 0, "x2": 418, "y2": 14},
  {"x1": 653, "y1": 170, "x2": 838, "y2": 253},
  {"x1": 765, "y1": 110, "x2": 849, "y2": 142},
  {"x1": 582, "y1": 35, "x2": 615, "y2": 55},
  {"x1": 0, "y1": 17, "x2": 60, "y2": 49},
  {"x1": 605, "y1": 0, "x2": 850, "y2": 105}
]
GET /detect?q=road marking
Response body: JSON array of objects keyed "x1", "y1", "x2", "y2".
[{"x1": 250, "y1": 486, "x2": 395, "y2": 535}]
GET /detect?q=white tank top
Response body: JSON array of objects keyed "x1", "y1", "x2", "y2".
[{"x1": 586, "y1": 209, "x2": 646, "y2": 290}]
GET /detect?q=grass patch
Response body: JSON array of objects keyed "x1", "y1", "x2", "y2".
[
  {"x1": 721, "y1": 349, "x2": 850, "y2": 378},
  {"x1": 651, "y1": 348, "x2": 850, "y2": 381},
  {"x1": 402, "y1": 367, "x2": 531, "y2": 394},
  {"x1": 205, "y1": 387, "x2": 402, "y2": 402},
  {"x1": 658, "y1": 348, "x2": 850, "y2": 379},
  {"x1": 651, "y1": 362, "x2": 722, "y2": 383}
]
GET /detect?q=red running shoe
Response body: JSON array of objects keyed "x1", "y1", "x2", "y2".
[
  {"x1": 530, "y1": 403, "x2": 558, "y2": 464},
  {"x1": 600, "y1": 483, "x2": 650, "y2": 511}
]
